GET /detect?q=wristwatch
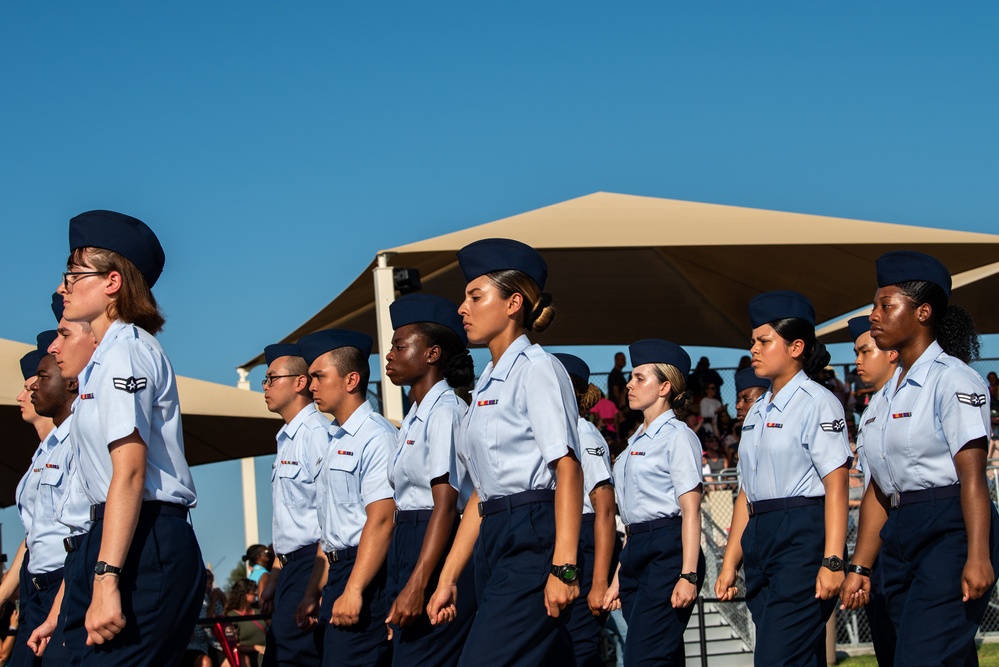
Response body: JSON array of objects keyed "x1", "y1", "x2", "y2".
[
  {"x1": 679, "y1": 572, "x2": 698, "y2": 584},
  {"x1": 847, "y1": 563, "x2": 873, "y2": 577},
  {"x1": 821, "y1": 556, "x2": 844, "y2": 572},
  {"x1": 94, "y1": 561, "x2": 123, "y2": 577},
  {"x1": 550, "y1": 563, "x2": 579, "y2": 584}
]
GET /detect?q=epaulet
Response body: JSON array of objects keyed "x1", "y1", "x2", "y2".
[{"x1": 523, "y1": 344, "x2": 549, "y2": 362}]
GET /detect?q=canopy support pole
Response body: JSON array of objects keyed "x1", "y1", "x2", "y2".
[
  {"x1": 235, "y1": 367, "x2": 260, "y2": 548},
  {"x1": 374, "y1": 253, "x2": 404, "y2": 423}
]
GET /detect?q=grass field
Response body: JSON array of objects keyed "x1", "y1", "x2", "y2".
[{"x1": 838, "y1": 643, "x2": 999, "y2": 666}]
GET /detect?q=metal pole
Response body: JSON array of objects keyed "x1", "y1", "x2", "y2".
[
  {"x1": 373, "y1": 253, "x2": 404, "y2": 423},
  {"x1": 698, "y1": 596, "x2": 709, "y2": 667},
  {"x1": 236, "y1": 367, "x2": 260, "y2": 548}
]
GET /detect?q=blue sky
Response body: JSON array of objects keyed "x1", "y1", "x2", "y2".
[{"x1": 2, "y1": 2, "x2": 997, "y2": 578}]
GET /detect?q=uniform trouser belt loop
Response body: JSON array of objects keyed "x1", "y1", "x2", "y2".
[
  {"x1": 477, "y1": 489, "x2": 556, "y2": 517},
  {"x1": 394, "y1": 509, "x2": 435, "y2": 524},
  {"x1": 746, "y1": 496, "x2": 823, "y2": 517},
  {"x1": 624, "y1": 515, "x2": 680, "y2": 536},
  {"x1": 889, "y1": 483, "x2": 961, "y2": 509},
  {"x1": 581, "y1": 513, "x2": 596, "y2": 524},
  {"x1": 31, "y1": 567, "x2": 65, "y2": 591},
  {"x1": 90, "y1": 500, "x2": 189, "y2": 522},
  {"x1": 63, "y1": 534, "x2": 85, "y2": 553},
  {"x1": 277, "y1": 543, "x2": 317, "y2": 566},
  {"x1": 325, "y1": 546, "x2": 359, "y2": 564}
]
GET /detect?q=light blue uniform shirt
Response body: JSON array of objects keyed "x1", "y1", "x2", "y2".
[
  {"x1": 271, "y1": 403, "x2": 328, "y2": 555},
  {"x1": 316, "y1": 401, "x2": 396, "y2": 552},
  {"x1": 737, "y1": 370, "x2": 852, "y2": 502},
  {"x1": 15, "y1": 431, "x2": 53, "y2": 546},
  {"x1": 27, "y1": 416, "x2": 75, "y2": 574},
  {"x1": 56, "y1": 446, "x2": 93, "y2": 538},
  {"x1": 577, "y1": 418, "x2": 612, "y2": 515},
  {"x1": 854, "y1": 387, "x2": 890, "y2": 490},
  {"x1": 459, "y1": 335, "x2": 580, "y2": 502},
  {"x1": 862, "y1": 341, "x2": 990, "y2": 496},
  {"x1": 612, "y1": 410, "x2": 702, "y2": 525},
  {"x1": 389, "y1": 380, "x2": 473, "y2": 513},
  {"x1": 74, "y1": 320, "x2": 197, "y2": 506}
]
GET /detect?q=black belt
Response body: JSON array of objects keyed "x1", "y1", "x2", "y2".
[
  {"x1": 747, "y1": 496, "x2": 823, "y2": 517},
  {"x1": 625, "y1": 515, "x2": 680, "y2": 536},
  {"x1": 325, "y1": 546, "x2": 359, "y2": 564},
  {"x1": 63, "y1": 534, "x2": 85, "y2": 553},
  {"x1": 582, "y1": 513, "x2": 596, "y2": 524},
  {"x1": 31, "y1": 567, "x2": 64, "y2": 591},
  {"x1": 478, "y1": 489, "x2": 556, "y2": 517},
  {"x1": 277, "y1": 544, "x2": 317, "y2": 566},
  {"x1": 90, "y1": 501, "x2": 189, "y2": 522},
  {"x1": 394, "y1": 509, "x2": 435, "y2": 524},
  {"x1": 890, "y1": 484, "x2": 961, "y2": 509}
]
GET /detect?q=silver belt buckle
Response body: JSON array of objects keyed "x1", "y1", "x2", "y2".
[
  {"x1": 477, "y1": 501, "x2": 484, "y2": 518},
  {"x1": 746, "y1": 502, "x2": 755, "y2": 517},
  {"x1": 32, "y1": 577, "x2": 41, "y2": 591},
  {"x1": 393, "y1": 509, "x2": 399, "y2": 524},
  {"x1": 278, "y1": 554, "x2": 288, "y2": 566},
  {"x1": 890, "y1": 492, "x2": 901, "y2": 509}
]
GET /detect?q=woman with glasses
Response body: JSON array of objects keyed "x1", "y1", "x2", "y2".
[
  {"x1": 242, "y1": 545, "x2": 273, "y2": 600},
  {"x1": 715, "y1": 291, "x2": 851, "y2": 666},
  {"x1": 382, "y1": 293, "x2": 477, "y2": 666},
  {"x1": 840, "y1": 252, "x2": 999, "y2": 665},
  {"x1": 427, "y1": 238, "x2": 583, "y2": 667},
  {"x1": 56, "y1": 209, "x2": 206, "y2": 665}
]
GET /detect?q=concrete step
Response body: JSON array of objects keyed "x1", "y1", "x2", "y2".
[
  {"x1": 687, "y1": 610, "x2": 725, "y2": 627},
  {"x1": 684, "y1": 650, "x2": 754, "y2": 667},
  {"x1": 683, "y1": 624, "x2": 737, "y2": 642},
  {"x1": 684, "y1": 637, "x2": 751, "y2": 655}
]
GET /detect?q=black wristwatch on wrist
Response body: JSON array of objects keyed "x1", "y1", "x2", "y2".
[
  {"x1": 679, "y1": 572, "x2": 698, "y2": 584},
  {"x1": 550, "y1": 563, "x2": 579, "y2": 584},
  {"x1": 847, "y1": 563, "x2": 873, "y2": 577},
  {"x1": 821, "y1": 555, "x2": 844, "y2": 572},
  {"x1": 94, "y1": 561, "x2": 123, "y2": 577}
]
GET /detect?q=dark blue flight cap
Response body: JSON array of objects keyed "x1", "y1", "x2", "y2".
[
  {"x1": 748, "y1": 290, "x2": 815, "y2": 328},
  {"x1": 389, "y1": 294, "x2": 467, "y2": 347},
  {"x1": 847, "y1": 315, "x2": 871, "y2": 342},
  {"x1": 20, "y1": 350, "x2": 43, "y2": 380},
  {"x1": 51, "y1": 293, "x2": 64, "y2": 322},
  {"x1": 69, "y1": 209, "x2": 166, "y2": 288},
  {"x1": 735, "y1": 368, "x2": 769, "y2": 394},
  {"x1": 37, "y1": 330, "x2": 58, "y2": 355},
  {"x1": 264, "y1": 343, "x2": 304, "y2": 366},
  {"x1": 298, "y1": 329, "x2": 373, "y2": 366},
  {"x1": 553, "y1": 353, "x2": 590, "y2": 384},
  {"x1": 876, "y1": 250, "x2": 952, "y2": 298},
  {"x1": 628, "y1": 339, "x2": 691, "y2": 377},
  {"x1": 457, "y1": 238, "x2": 548, "y2": 290}
]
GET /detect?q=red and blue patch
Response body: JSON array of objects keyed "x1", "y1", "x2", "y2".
[
  {"x1": 477, "y1": 399, "x2": 499, "y2": 407},
  {"x1": 337, "y1": 450, "x2": 353, "y2": 456},
  {"x1": 765, "y1": 422, "x2": 783, "y2": 429},
  {"x1": 891, "y1": 412, "x2": 911, "y2": 420}
]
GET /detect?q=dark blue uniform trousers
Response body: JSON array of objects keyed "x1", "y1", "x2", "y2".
[
  {"x1": 11, "y1": 551, "x2": 69, "y2": 667},
  {"x1": 618, "y1": 519, "x2": 705, "y2": 667},
  {"x1": 458, "y1": 500, "x2": 575, "y2": 667},
  {"x1": 58, "y1": 545, "x2": 84, "y2": 665},
  {"x1": 61, "y1": 509, "x2": 206, "y2": 666},
  {"x1": 742, "y1": 503, "x2": 836, "y2": 667},
  {"x1": 563, "y1": 515, "x2": 620, "y2": 667},
  {"x1": 386, "y1": 517, "x2": 475, "y2": 667},
  {"x1": 880, "y1": 495, "x2": 999, "y2": 667},
  {"x1": 863, "y1": 555, "x2": 896, "y2": 667},
  {"x1": 319, "y1": 555, "x2": 391, "y2": 667},
  {"x1": 262, "y1": 545, "x2": 324, "y2": 667}
]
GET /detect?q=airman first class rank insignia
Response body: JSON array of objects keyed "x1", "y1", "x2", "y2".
[
  {"x1": 956, "y1": 392, "x2": 987, "y2": 407},
  {"x1": 113, "y1": 376, "x2": 147, "y2": 393},
  {"x1": 585, "y1": 446, "x2": 605, "y2": 456},
  {"x1": 820, "y1": 419, "x2": 846, "y2": 433}
]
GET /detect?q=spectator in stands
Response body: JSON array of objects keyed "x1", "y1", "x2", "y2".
[
  {"x1": 736, "y1": 356, "x2": 752, "y2": 372},
  {"x1": 989, "y1": 372, "x2": 999, "y2": 407},
  {"x1": 608, "y1": 352, "x2": 628, "y2": 409},
  {"x1": 687, "y1": 356, "x2": 724, "y2": 398},
  {"x1": 226, "y1": 579, "x2": 267, "y2": 667},
  {"x1": 242, "y1": 546, "x2": 272, "y2": 600},
  {"x1": 698, "y1": 383, "x2": 724, "y2": 435},
  {"x1": 701, "y1": 432, "x2": 730, "y2": 485},
  {"x1": 589, "y1": 389, "x2": 621, "y2": 440},
  {"x1": 186, "y1": 568, "x2": 227, "y2": 667}
]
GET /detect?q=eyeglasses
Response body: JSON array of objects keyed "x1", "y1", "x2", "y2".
[
  {"x1": 62, "y1": 271, "x2": 106, "y2": 292},
  {"x1": 261, "y1": 374, "x2": 301, "y2": 388}
]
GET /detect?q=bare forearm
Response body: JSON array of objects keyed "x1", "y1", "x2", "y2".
[
  {"x1": 438, "y1": 492, "x2": 481, "y2": 585},
  {"x1": 678, "y1": 490, "x2": 703, "y2": 573},
  {"x1": 345, "y1": 500, "x2": 394, "y2": 596},
  {"x1": 99, "y1": 436, "x2": 147, "y2": 568},
  {"x1": 406, "y1": 486, "x2": 458, "y2": 591},
  {"x1": 721, "y1": 489, "x2": 749, "y2": 571},
  {"x1": 956, "y1": 442, "x2": 992, "y2": 562},
  {"x1": 591, "y1": 487, "x2": 616, "y2": 588},
  {"x1": 0, "y1": 541, "x2": 26, "y2": 602},
  {"x1": 822, "y1": 467, "x2": 849, "y2": 557},
  {"x1": 553, "y1": 456, "x2": 583, "y2": 565},
  {"x1": 851, "y1": 483, "x2": 888, "y2": 567}
]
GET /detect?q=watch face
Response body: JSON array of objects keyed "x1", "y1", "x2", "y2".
[{"x1": 562, "y1": 565, "x2": 578, "y2": 582}]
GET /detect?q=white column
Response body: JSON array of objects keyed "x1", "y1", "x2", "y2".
[
  {"x1": 236, "y1": 367, "x2": 260, "y2": 548},
  {"x1": 373, "y1": 253, "x2": 404, "y2": 423}
]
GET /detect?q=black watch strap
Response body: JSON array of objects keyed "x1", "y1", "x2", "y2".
[
  {"x1": 821, "y1": 555, "x2": 844, "y2": 572},
  {"x1": 847, "y1": 563, "x2": 873, "y2": 577},
  {"x1": 94, "y1": 561, "x2": 123, "y2": 576},
  {"x1": 679, "y1": 572, "x2": 698, "y2": 584}
]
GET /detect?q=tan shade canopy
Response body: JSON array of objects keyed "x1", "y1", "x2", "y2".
[
  {"x1": 1, "y1": 337, "x2": 280, "y2": 507},
  {"x1": 241, "y1": 191, "x2": 999, "y2": 369}
]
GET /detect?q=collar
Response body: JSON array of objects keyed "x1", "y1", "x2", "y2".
[
  {"x1": 765, "y1": 369, "x2": 807, "y2": 412},
  {"x1": 487, "y1": 335, "x2": 531, "y2": 383},
  {"x1": 44, "y1": 415, "x2": 74, "y2": 451},
  {"x1": 414, "y1": 380, "x2": 451, "y2": 423},
  {"x1": 900, "y1": 340, "x2": 943, "y2": 389},
  {"x1": 332, "y1": 400, "x2": 374, "y2": 438},
  {"x1": 82, "y1": 320, "x2": 130, "y2": 386},
  {"x1": 634, "y1": 409, "x2": 676, "y2": 441},
  {"x1": 279, "y1": 403, "x2": 318, "y2": 441}
]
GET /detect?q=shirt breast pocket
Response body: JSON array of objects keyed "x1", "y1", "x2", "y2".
[
  {"x1": 277, "y1": 465, "x2": 310, "y2": 507},
  {"x1": 327, "y1": 456, "x2": 361, "y2": 504},
  {"x1": 38, "y1": 468, "x2": 64, "y2": 519}
]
